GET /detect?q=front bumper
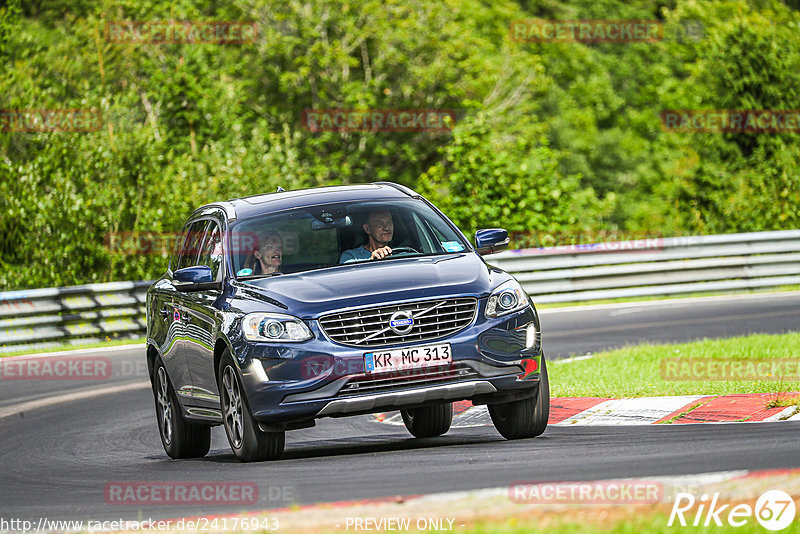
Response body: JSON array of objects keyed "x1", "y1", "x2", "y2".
[
  {"x1": 234, "y1": 304, "x2": 542, "y2": 426},
  {"x1": 317, "y1": 380, "x2": 497, "y2": 416}
]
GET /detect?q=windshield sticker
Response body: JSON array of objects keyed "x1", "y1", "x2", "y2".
[
  {"x1": 442, "y1": 241, "x2": 465, "y2": 252},
  {"x1": 237, "y1": 268, "x2": 253, "y2": 276}
]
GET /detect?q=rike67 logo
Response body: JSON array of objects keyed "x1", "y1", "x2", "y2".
[{"x1": 669, "y1": 490, "x2": 796, "y2": 531}]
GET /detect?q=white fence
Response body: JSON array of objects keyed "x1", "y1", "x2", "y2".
[
  {"x1": 1, "y1": 230, "x2": 799, "y2": 353},
  {"x1": 0, "y1": 281, "x2": 149, "y2": 354},
  {"x1": 487, "y1": 230, "x2": 800, "y2": 303}
]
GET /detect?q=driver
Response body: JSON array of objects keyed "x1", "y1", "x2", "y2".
[{"x1": 339, "y1": 209, "x2": 394, "y2": 263}]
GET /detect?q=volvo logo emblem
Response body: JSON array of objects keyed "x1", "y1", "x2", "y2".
[{"x1": 389, "y1": 310, "x2": 414, "y2": 335}]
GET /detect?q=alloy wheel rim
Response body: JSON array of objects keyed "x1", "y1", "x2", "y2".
[
  {"x1": 156, "y1": 367, "x2": 172, "y2": 444},
  {"x1": 222, "y1": 366, "x2": 244, "y2": 449}
]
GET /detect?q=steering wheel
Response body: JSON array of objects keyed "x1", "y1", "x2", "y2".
[{"x1": 389, "y1": 246, "x2": 420, "y2": 255}]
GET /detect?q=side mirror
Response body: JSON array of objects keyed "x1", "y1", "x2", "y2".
[
  {"x1": 173, "y1": 266, "x2": 221, "y2": 292},
  {"x1": 475, "y1": 228, "x2": 510, "y2": 256}
]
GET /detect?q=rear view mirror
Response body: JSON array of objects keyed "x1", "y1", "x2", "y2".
[
  {"x1": 311, "y1": 216, "x2": 352, "y2": 230},
  {"x1": 475, "y1": 228, "x2": 510, "y2": 256}
]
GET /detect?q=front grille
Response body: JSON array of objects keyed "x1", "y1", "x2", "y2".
[
  {"x1": 337, "y1": 363, "x2": 479, "y2": 397},
  {"x1": 319, "y1": 297, "x2": 477, "y2": 348}
]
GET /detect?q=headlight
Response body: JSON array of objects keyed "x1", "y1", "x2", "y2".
[
  {"x1": 242, "y1": 313, "x2": 313, "y2": 342},
  {"x1": 485, "y1": 279, "x2": 530, "y2": 318}
]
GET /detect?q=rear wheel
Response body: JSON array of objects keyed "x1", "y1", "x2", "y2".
[
  {"x1": 218, "y1": 351, "x2": 284, "y2": 462},
  {"x1": 401, "y1": 402, "x2": 453, "y2": 438},
  {"x1": 153, "y1": 358, "x2": 211, "y2": 459},
  {"x1": 489, "y1": 355, "x2": 550, "y2": 439}
]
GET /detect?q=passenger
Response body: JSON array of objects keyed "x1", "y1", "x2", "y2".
[
  {"x1": 246, "y1": 231, "x2": 282, "y2": 274},
  {"x1": 339, "y1": 210, "x2": 394, "y2": 263}
]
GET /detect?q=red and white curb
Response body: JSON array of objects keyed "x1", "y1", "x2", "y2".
[
  {"x1": 120, "y1": 468, "x2": 799, "y2": 534},
  {"x1": 375, "y1": 393, "x2": 800, "y2": 427}
]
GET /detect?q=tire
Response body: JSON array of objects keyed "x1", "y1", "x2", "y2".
[
  {"x1": 218, "y1": 350, "x2": 284, "y2": 462},
  {"x1": 400, "y1": 402, "x2": 453, "y2": 438},
  {"x1": 153, "y1": 358, "x2": 211, "y2": 459},
  {"x1": 489, "y1": 355, "x2": 550, "y2": 440}
]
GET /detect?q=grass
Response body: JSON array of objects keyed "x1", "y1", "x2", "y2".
[
  {"x1": 549, "y1": 332, "x2": 800, "y2": 399},
  {"x1": 766, "y1": 394, "x2": 800, "y2": 408},
  {"x1": 0, "y1": 337, "x2": 144, "y2": 358},
  {"x1": 250, "y1": 485, "x2": 800, "y2": 534},
  {"x1": 536, "y1": 285, "x2": 800, "y2": 309},
  {"x1": 302, "y1": 497, "x2": 796, "y2": 534},
  {"x1": 458, "y1": 512, "x2": 780, "y2": 534},
  {"x1": 657, "y1": 400, "x2": 709, "y2": 424}
]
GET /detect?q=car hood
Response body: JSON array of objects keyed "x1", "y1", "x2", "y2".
[{"x1": 238, "y1": 254, "x2": 502, "y2": 318}]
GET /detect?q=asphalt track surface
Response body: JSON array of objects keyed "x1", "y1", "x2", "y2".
[{"x1": 1, "y1": 292, "x2": 799, "y2": 522}]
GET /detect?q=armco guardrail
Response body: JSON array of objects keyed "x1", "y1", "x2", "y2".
[
  {"x1": 0, "y1": 281, "x2": 150, "y2": 354},
  {"x1": 487, "y1": 229, "x2": 800, "y2": 303},
  {"x1": 1, "y1": 230, "x2": 799, "y2": 354}
]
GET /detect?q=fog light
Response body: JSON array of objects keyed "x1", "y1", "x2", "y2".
[
  {"x1": 250, "y1": 359, "x2": 269, "y2": 382},
  {"x1": 525, "y1": 322, "x2": 538, "y2": 349}
]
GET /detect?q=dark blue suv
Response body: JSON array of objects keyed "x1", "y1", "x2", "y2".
[{"x1": 146, "y1": 183, "x2": 548, "y2": 462}]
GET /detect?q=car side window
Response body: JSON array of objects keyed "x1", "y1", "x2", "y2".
[
  {"x1": 411, "y1": 212, "x2": 437, "y2": 253},
  {"x1": 176, "y1": 220, "x2": 209, "y2": 271},
  {"x1": 197, "y1": 222, "x2": 223, "y2": 279}
]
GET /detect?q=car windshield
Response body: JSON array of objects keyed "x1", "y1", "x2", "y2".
[{"x1": 229, "y1": 198, "x2": 468, "y2": 278}]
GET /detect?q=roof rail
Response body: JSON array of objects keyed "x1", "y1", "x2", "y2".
[
  {"x1": 198, "y1": 202, "x2": 237, "y2": 221},
  {"x1": 372, "y1": 181, "x2": 420, "y2": 198}
]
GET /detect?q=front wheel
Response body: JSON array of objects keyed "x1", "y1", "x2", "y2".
[
  {"x1": 401, "y1": 402, "x2": 453, "y2": 437},
  {"x1": 153, "y1": 358, "x2": 211, "y2": 459},
  {"x1": 489, "y1": 355, "x2": 550, "y2": 439},
  {"x1": 218, "y1": 351, "x2": 284, "y2": 462}
]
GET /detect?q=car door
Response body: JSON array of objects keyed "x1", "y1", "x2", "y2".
[
  {"x1": 152, "y1": 222, "x2": 205, "y2": 395},
  {"x1": 176, "y1": 216, "x2": 225, "y2": 407},
  {"x1": 148, "y1": 275, "x2": 185, "y2": 387},
  {"x1": 170, "y1": 220, "x2": 209, "y2": 392}
]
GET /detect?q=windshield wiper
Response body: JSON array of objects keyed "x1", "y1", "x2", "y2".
[{"x1": 237, "y1": 272, "x2": 284, "y2": 280}]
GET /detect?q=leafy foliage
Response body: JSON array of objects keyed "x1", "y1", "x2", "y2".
[{"x1": 1, "y1": 0, "x2": 798, "y2": 289}]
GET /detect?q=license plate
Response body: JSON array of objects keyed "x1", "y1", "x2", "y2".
[{"x1": 364, "y1": 343, "x2": 452, "y2": 374}]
